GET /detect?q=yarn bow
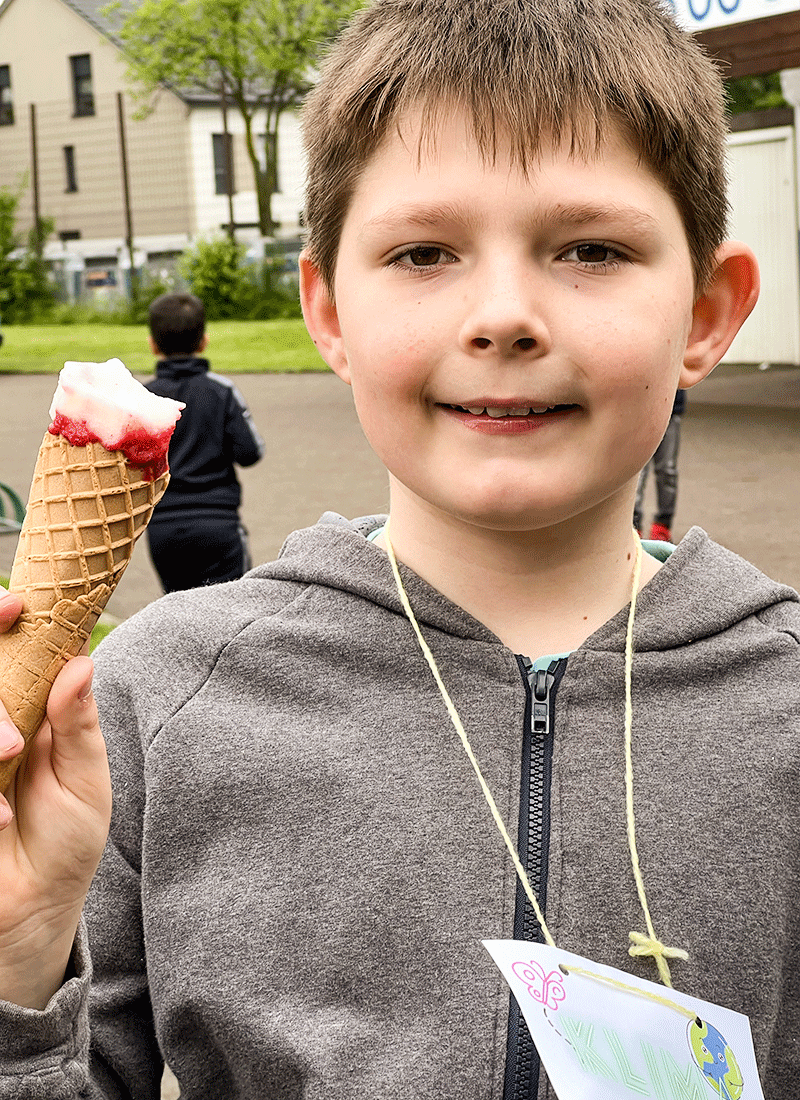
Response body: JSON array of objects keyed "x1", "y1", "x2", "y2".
[{"x1": 628, "y1": 930, "x2": 689, "y2": 988}]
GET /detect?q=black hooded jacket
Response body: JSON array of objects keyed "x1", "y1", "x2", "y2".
[{"x1": 145, "y1": 356, "x2": 264, "y2": 520}]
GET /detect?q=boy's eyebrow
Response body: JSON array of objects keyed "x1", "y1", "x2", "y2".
[
  {"x1": 359, "y1": 199, "x2": 662, "y2": 238},
  {"x1": 359, "y1": 201, "x2": 485, "y2": 238},
  {"x1": 541, "y1": 201, "x2": 662, "y2": 234}
]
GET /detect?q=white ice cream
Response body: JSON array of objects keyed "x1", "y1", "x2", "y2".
[{"x1": 49, "y1": 358, "x2": 183, "y2": 448}]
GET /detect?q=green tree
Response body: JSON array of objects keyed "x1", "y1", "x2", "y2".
[
  {"x1": 108, "y1": 0, "x2": 360, "y2": 235},
  {"x1": 0, "y1": 188, "x2": 54, "y2": 323},
  {"x1": 726, "y1": 73, "x2": 788, "y2": 115}
]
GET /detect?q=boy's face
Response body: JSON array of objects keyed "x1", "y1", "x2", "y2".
[{"x1": 302, "y1": 112, "x2": 745, "y2": 535}]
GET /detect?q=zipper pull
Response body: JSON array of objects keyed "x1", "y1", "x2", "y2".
[
  {"x1": 530, "y1": 659, "x2": 567, "y2": 737},
  {"x1": 532, "y1": 668, "x2": 550, "y2": 737}
]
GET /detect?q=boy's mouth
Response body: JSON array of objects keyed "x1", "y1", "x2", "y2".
[{"x1": 443, "y1": 403, "x2": 577, "y2": 418}]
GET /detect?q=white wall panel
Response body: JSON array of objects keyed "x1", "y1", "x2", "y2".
[
  {"x1": 188, "y1": 106, "x2": 304, "y2": 238},
  {"x1": 188, "y1": 107, "x2": 259, "y2": 235},
  {"x1": 271, "y1": 111, "x2": 306, "y2": 231},
  {"x1": 724, "y1": 127, "x2": 800, "y2": 365}
]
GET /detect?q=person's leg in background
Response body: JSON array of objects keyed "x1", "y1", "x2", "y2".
[
  {"x1": 633, "y1": 463, "x2": 649, "y2": 535},
  {"x1": 650, "y1": 412, "x2": 682, "y2": 542},
  {"x1": 146, "y1": 517, "x2": 250, "y2": 593}
]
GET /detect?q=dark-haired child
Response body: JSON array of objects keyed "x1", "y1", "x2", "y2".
[{"x1": 145, "y1": 292, "x2": 264, "y2": 592}]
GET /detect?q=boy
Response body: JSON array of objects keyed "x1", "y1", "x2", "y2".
[
  {"x1": 0, "y1": 1, "x2": 796, "y2": 1099},
  {"x1": 144, "y1": 292, "x2": 265, "y2": 592}
]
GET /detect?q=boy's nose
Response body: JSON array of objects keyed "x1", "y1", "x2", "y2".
[
  {"x1": 459, "y1": 272, "x2": 552, "y2": 359},
  {"x1": 471, "y1": 334, "x2": 538, "y2": 353}
]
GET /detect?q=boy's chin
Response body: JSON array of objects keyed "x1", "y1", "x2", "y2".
[
  {"x1": 393, "y1": 472, "x2": 638, "y2": 537},
  {"x1": 439, "y1": 490, "x2": 637, "y2": 537},
  {"x1": 444, "y1": 505, "x2": 590, "y2": 536}
]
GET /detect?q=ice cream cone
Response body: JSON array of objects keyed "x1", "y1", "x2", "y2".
[{"x1": 0, "y1": 431, "x2": 168, "y2": 792}]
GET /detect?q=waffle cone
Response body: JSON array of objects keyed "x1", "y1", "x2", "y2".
[{"x1": 0, "y1": 432, "x2": 168, "y2": 792}]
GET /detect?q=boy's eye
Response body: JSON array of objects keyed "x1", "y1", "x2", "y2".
[
  {"x1": 390, "y1": 245, "x2": 456, "y2": 269},
  {"x1": 408, "y1": 246, "x2": 444, "y2": 266},
  {"x1": 559, "y1": 242, "x2": 626, "y2": 269}
]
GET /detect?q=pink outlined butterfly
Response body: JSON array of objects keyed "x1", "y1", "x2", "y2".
[{"x1": 512, "y1": 959, "x2": 567, "y2": 1011}]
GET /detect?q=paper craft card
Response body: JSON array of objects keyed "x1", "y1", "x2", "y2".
[{"x1": 484, "y1": 940, "x2": 764, "y2": 1100}]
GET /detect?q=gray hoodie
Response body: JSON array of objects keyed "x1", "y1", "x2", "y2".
[{"x1": 1, "y1": 515, "x2": 798, "y2": 1099}]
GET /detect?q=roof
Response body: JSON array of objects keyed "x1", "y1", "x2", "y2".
[
  {"x1": 58, "y1": 0, "x2": 126, "y2": 44},
  {"x1": 56, "y1": 0, "x2": 208, "y2": 104}
]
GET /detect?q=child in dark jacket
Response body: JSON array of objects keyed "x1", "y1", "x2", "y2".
[{"x1": 144, "y1": 292, "x2": 264, "y2": 591}]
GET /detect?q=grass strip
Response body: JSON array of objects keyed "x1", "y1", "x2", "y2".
[{"x1": 0, "y1": 319, "x2": 329, "y2": 375}]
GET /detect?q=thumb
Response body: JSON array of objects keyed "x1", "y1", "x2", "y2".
[{"x1": 45, "y1": 656, "x2": 110, "y2": 806}]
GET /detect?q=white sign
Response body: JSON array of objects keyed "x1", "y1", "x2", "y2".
[
  {"x1": 670, "y1": 0, "x2": 799, "y2": 33},
  {"x1": 484, "y1": 940, "x2": 765, "y2": 1100}
]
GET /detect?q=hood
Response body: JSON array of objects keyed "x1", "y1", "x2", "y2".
[
  {"x1": 250, "y1": 514, "x2": 799, "y2": 655},
  {"x1": 253, "y1": 511, "x2": 500, "y2": 645},
  {"x1": 155, "y1": 356, "x2": 210, "y2": 380},
  {"x1": 589, "y1": 525, "x2": 798, "y2": 653}
]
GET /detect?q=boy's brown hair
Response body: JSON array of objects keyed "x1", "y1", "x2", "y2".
[
  {"x1": 302, "y1": 0, "x2": 729, "y2": 295},
  {"x1": 149, "y1": 292, "x2": 206, "y2": 358}
]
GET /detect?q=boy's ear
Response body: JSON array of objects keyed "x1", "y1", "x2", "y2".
[
  {"x1": 299, "y1": 253, "x2": 350, "y2": 384},
  {"x1": 681, "y1": 241, "x2": 760, "y2": 388}
]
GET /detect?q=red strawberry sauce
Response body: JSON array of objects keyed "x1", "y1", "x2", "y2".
[{"x1": 49, "y1": 413, "x2": 175, "y2": 481}]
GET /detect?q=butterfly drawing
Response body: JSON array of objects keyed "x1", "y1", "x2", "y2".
[{"x1": 512, "y1": 959, "x2": 567, "y2": 1012}]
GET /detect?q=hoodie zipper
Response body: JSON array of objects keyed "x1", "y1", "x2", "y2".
[{"x1": 503, "y1": 656, "x2": 567, "y2": 1100}]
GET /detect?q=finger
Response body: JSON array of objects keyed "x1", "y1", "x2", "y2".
[
  {"x1": 0, "y1": 720, "x2": 25, "y2": 821},
  {"x1": 0, "y1": 719, "x2": 24, "y2": 762},
  {"x1": 0, "y1": 590, "x2": 23, "y2": 631},
  {"x1": 45, "y1": 657, "x2": 109, "y2": 802}
]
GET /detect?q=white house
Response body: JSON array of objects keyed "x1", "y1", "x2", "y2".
[{"x1": 0, "y1": 0, "x2": 305, "y2": 294}]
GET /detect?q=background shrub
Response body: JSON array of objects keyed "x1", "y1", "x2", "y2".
[
  {"x1": 0, "y1": 189, "x2": 56, "y2": 323},
  {"x1": 179, "y1": 235, "x2": 301, "y2": 321}
]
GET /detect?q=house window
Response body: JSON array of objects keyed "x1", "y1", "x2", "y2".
[
  {"x1": 64, "y1": 146, "x2": 78, "y2": 192},
  {"x1": 0, "y1": 66, "x2": 13, "y2": 126},
  {"x1": 70, "y1": 54, "x2": 94, "y2": 117},
  {"x1": 212, "y1": 133, "x2": 234, "y2": 195}
]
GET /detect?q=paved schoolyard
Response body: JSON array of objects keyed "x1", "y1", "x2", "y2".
[{"x1": 0, "y1": 366, "x2": 798, "y2": 613}]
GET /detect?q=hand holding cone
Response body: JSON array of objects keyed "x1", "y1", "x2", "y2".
[{"x1": 0, "y1": 361, "x2": 182, "y2": 794}]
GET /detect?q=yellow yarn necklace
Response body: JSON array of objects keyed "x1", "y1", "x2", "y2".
[{"x1": 383, "y1": 523, "x2": 688, "y2": 989}]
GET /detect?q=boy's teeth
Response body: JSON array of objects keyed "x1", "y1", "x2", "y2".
[{"x1": 459, "y1": 404, "x2": 557, "y2": 417}]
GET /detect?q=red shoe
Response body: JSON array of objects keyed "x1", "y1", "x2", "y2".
[{"x1": 649, "y1": 522, "x2": 672, "y2": 542}]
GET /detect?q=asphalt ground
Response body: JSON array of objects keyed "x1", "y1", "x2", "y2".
[{"x1": 0, "y1": 366, "x2": 799, "y2": 615}]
